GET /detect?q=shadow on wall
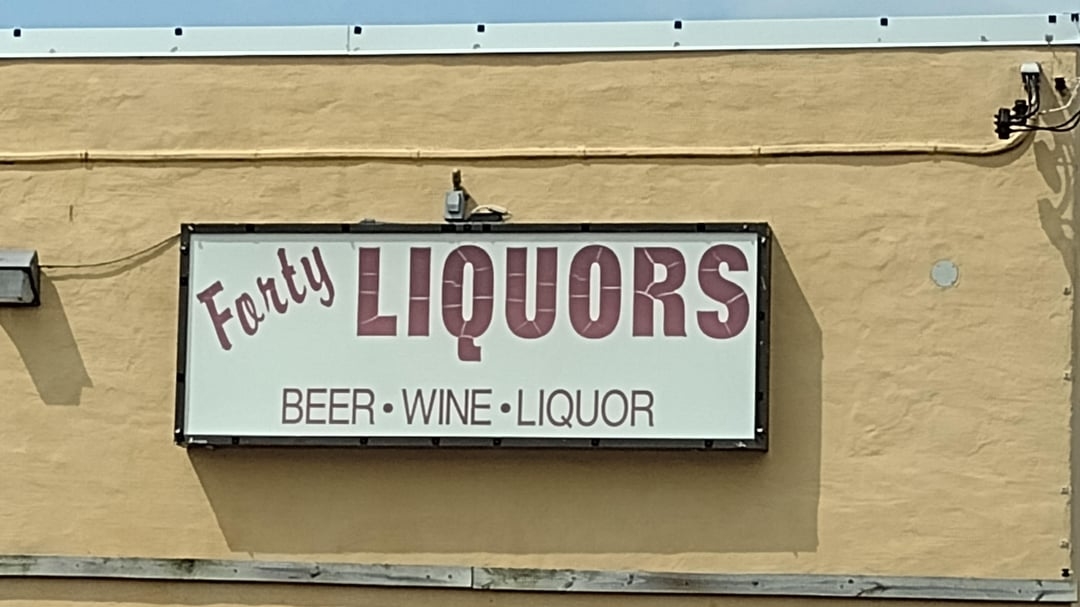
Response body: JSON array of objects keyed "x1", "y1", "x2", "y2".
[
  {"x1": 1035, "y1": 126, "x2": 1079, "y2": 578},
  {"x1": 0, "y1": 276, "x2": 92, "y2": 405},
  {"x1": 1036, "y1": 136, "x2": 1075, "y2": 278},
  {"x1": 190, "y1": 239, "x2": 822, "y2": 555}
]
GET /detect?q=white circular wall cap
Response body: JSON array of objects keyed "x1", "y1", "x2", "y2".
[{"x1": 931, "y1": 259, "x2": 959, "y2": 288}]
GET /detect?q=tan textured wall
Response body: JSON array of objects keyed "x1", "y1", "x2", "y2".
[{"x1": 0, "y1": 48, "x2": 1075, "y2": 606}]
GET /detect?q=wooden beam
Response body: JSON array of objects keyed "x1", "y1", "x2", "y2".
[
  {"x1": 474, "y1": 567, "x2": 1078, "y2": 603},
  {"x1": 0, "y1": 555, "x2": 469, "y2": 589},
  {"x1": 0, "y1": 555, "x2": 1074, "y2": 602}
]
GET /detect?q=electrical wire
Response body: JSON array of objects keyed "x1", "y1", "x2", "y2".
[
  {"x1": 1024, "y1": 80, "x2": 1080, "y2": 132},
  {"x1": 1016, "y1": 106, "x2": 1080, "y2": 132},
  {"x1": 997, "y1": 72, "x2": 1080, "y2": 137},
  {"x1": 34, "y1": 129, "x2": 1030, "y2": 272},
  {"x1": 1019, "y1": 77, "x2": 1039, "y2": 119},
  {"x1": 41, "y1": 233, "x2": 179, "y2": 269},
  {"x1": 0, "y1": 135, "x2": 1030, "y2": 165},
  {"x1": 1040, "y1": 77, "x2": 1080, "y2": 115}
]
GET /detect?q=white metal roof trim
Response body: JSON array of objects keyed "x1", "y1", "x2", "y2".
[{"x1": 0, "y1": 15, "x2": 1074, "y2": 57}]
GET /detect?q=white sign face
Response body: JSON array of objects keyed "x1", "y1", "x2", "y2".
[{"x1": 176, "y1": 224, "x2": 770, "y2": 449}]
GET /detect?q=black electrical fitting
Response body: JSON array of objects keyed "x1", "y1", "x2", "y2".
[
  {"x1": 994, "y1": 67, "x2": 1080, "y2": 138},
  {"x1": 994, "y1": 108, "x2": 1014, "y2": 140},
  {"x1": 992, "y1": 70, "x2": 1044, "y2": 139}
]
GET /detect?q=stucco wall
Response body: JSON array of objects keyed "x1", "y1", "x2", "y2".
[{"x1": 0, "y1": 48, "x2": 1074, "y2": 606}]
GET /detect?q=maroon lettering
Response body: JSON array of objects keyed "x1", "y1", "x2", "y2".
[
  {"x1": 278, "y1": 248, "x2": 307, "y2": 303},
  {"x1": 301, "y1": 246, "x2": 336, "y2": 307},
  {"x1": 408, "y1": 248, "x2": 432, "y2": 336},
  {"x1": 202, "y1": 239, "x2": 752, "y2": 358},
  {"x1": 235, "y1": 293, "x2": 264, "y2": 336},
  {"x1": 568, "y1": 245, "x2": 621, "y2": 338},
  {"x1": 506, "y1": 247, "x2": 557, "y2": 339},
  {"x1": 257, "y1": 277, "x2": 289, "y2": 314},
  {"x1": 633, "y1": 247, "x2": 687, "y2": 336},
  {"x1": 357, "y1": 247, "x2": 397, "y2": 336},
  {"x1": 441, "y1": 246, "x2": 494, "y2": 361},
  {"x1": 199, "y1": 247, "x2": 339, "y2": 351},
  {"x1": 697, "y1": 244, "x2": 750, "y2": 339},
  {"x1": 196, "y1": 281, "x2": 236, "y2": 350}
]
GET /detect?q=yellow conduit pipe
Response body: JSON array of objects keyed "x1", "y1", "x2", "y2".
[{"x1": 0, "y1": 132, "x2": 1031, "y2": 164}]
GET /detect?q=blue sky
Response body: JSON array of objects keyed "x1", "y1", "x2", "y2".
[{"x1": 0, "y1": 0, "x2": 1076, "y2": 28}]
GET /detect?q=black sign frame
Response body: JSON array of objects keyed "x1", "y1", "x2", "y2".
[{"x1": 175, "y1": 222, "x2": 771, "y2": 451}]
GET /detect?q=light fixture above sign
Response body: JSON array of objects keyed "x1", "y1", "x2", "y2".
[{"x1": 0, "y1": 248, "x2": 41, "y2": 306}]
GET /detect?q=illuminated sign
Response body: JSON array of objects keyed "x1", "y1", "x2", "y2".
[{"x1": 175, "y1": 223, "x2": 770, "y2": 449}]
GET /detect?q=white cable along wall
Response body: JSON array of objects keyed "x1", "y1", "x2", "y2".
[{"x1": 0, "y1": 132, "x2": 1032, "y2": 164}]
